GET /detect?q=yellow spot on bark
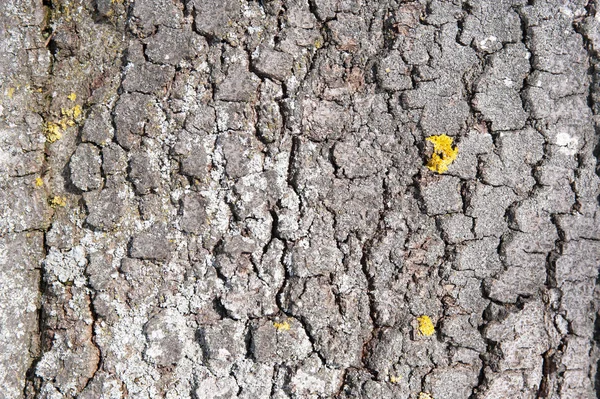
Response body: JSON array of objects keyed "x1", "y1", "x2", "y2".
[
  {"x1": 35, "y1": 177, "x2": 44, "y2": 187},
  {"x1": 44, "y1": 122, "x2": 63, "y2": 143},
  {"x1": 425, "y1": 134, "x2": 458, "y2": 174},
  {"x1": 72, "y1": 104, "x2": 82, "y2": 119},
  {"x1": 273, "y1": 320, "x2": 291, "y2": 331},
  {"x1": 67, "y1": 92, "x2": 77, "y2": 101},
  {"x1": 61, "y1": 104, "x2": 82, "y2": 121},
  {"x1": 418, "y1": 393, "x2": 434, "y2": 399},
  {"x1": 50, "y1": 196, "x2": 67, "y2": 208},
  {"x1": 45, "y1": 104, "x2": 83, "y2": 142},
  {"x1": 7, "y1": 87, "x2": 15, "y2": 98},
  {"x1": 390, "y1": 375, "x2": 402, "y2": 384},
  {"x1": 417, "y1": 315, "x2": 435, "y2": 337}
]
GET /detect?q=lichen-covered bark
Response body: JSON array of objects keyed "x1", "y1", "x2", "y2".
[{"x1": 0, "y1": 0, "x2": 599, "y2": 398}]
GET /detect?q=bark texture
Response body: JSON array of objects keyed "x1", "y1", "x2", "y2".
[{"x1": 1, "y1": 0, "x2": 600, "y2": 398}]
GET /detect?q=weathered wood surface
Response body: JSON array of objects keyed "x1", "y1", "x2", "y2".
[{"x1": 0, "y1": 0, "x2": 599, "y2": 398}]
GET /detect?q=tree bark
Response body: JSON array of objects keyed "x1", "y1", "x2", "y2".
[{"x1": 1, "y1": 0, "x2": 599, "y2": 398}]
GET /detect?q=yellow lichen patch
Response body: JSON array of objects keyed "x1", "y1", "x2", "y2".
[
  {"x1": 273, "y1": 320, "x2": 291, "y2": 331},
  {"x1": 389, "y1": 375, "x2": 402, "y2": 384},
  {"x1": 35, "y1": 177, "x2": 44, "y2": 187},
  {"x1": 45, "y1": 102, "x2": 83, "y2": 142},
  {"x1": 67, "y1": 92, "x2": 77, "y2": 101},
  {"x1": 418, "y1": 392, "x2": 434, "y2": 399},
  {"x1": 6, "y1": 87, "x2": 15, "y2": 99},
  {"x1": 61, "y1": 104, "x2": 82, "y2": 121},
  {"x1": 50, "y1": 196, "x2": 67, "y2": 208},
  {"x1": 72, "y1": 104, "x2": 82, "y2": 119},
  {"x1": 417, "y1": 315, "x2": 435, "y2": 337},
  {"x1": 44, "y1": 122, "x2": 63, "y2": 143},
  {"x1": 425, "y1": 134, "x2": 458, "y2": 174}
]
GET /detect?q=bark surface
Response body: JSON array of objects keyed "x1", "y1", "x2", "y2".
[{"x1": 1, "y1": 0, "x2": 600, "y2": 398}]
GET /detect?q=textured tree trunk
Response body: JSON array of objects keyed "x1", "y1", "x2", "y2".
[{"x1": 1, "y1": 0, "x2": 599, "y2": 398}]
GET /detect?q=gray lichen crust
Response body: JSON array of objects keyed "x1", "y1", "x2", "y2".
[{"x1": 0, "y1": 0, "x2": 599, "y2": 398}]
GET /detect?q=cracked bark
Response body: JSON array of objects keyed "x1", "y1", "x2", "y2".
[{"x1": 1, "y1": 0, "x2": 599, "y2": 398}]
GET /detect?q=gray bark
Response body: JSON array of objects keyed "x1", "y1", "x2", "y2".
[{"x1": 1, "y1": 0, "x2": 599, "y2": 398}]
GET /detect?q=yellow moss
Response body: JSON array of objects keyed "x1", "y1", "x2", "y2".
[
  {"x1": 44, "y1": 122, "x2": 63, "y2": 143},
  {"x1": 273, "y1": 320, "x2": 291, "y2": 331},
  {"x1": 314, "y1": 38, "x2": 323, "y2": 49},
  {"x1": 425, "y1": 134, "x2": 458, "y2": 174},
  {"x1": 418, "y1": 393, "x2": 434, "y2": 399},
  {"x1": 67, "y1": 92, "x2": 77, "y2": 101},
  {"x1": 7, "y1": 87, "x2": 15, "y2": 99},
  {"x1": 389, "y1": 375, "x2": 402, "y2": 384},
  {"x1": 417, "y1": 315, "x2": 435, "y2": 337},
  {"x1": 50, "y1": 196, "x2": 67, "y2": 208},
  {"x1": 35, "y1": 177, "x2": 44, "y2": 187}
]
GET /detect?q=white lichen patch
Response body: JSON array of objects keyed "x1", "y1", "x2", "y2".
[
  {"x1": 44, "y1": 246, "x2": 88, "y2": 286},
  {"x1": 555, "y1": 132, "x2": 579, "y2": 155},
  {"x1": 479, "y1": 35, "x2": 497, "y2": 50},
  {"x1": 503, "y1": 77, "x2": 515, "y2": 87},
  {"x1": 289, "y1": 355, "x2": 344, "y2": 397}
]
